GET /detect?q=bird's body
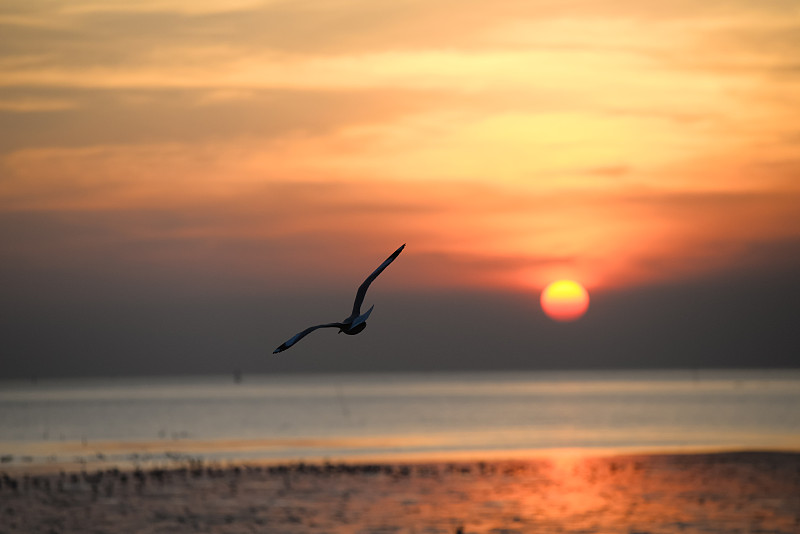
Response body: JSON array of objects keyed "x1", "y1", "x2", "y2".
[{"x1": 273, "y1": 244, "x2": 405, "y2": 353}]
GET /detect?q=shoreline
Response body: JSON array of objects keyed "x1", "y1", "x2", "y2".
[
  {"x1": 2, "y1": 450, "x2": 799, "y2": 533},
  {"x1": 0, "y1": 434, "x2": 800, "y2": 474},
  {"x1": 4, "y1": 441, "x2": 800, "y2": 476},
  {"x1": 3, "y1": 445, "x2": 800, "y2": 475}
]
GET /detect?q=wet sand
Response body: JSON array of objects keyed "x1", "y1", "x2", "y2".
[{"x1": 2, "y1": 451, "x2": 799, "y2": 533}]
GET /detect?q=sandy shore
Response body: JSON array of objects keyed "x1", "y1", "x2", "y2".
[{"x1": 2, "y1": 451, "x2": 799, "y2": 533}]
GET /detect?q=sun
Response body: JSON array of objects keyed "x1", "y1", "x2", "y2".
[{"x1": 541, "y1": 280, "x2": 590, "y2": 322}]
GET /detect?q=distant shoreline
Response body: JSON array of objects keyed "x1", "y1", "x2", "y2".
[{"x1": 3, "y1": 445, "x2": 800, "y2": 476}]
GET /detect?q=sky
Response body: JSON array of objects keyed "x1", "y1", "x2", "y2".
[{"x1": 1, "y1": 0, "x2": 799, "y2": 378}]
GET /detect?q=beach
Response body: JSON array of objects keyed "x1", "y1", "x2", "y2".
[
  {"x1": 2, "y1": 451, "x2": 799, "y2": 533},
  {"x1": 3, "y1": 372, "x2": 799, "y2": 532}
]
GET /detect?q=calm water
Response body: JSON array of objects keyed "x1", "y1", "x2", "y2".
[{"x1": 1, "y1": 369, "x2": 799, "y2": 468}]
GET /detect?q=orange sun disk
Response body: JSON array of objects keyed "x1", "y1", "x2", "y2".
[{"x1": 541, "y1": 280, "x2": 590, "y2": 322}]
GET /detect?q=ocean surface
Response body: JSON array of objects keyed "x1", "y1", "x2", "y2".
[{"x1": 1, "y1": 369, "x2": 799, "y2": 470}]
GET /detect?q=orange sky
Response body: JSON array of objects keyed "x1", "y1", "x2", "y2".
[{"x1": 1, "y1": 0, "x2": 799, "y2": 296}]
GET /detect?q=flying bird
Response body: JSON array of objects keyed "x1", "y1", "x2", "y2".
[{"x1": 273, "y1": 244, "x2": 405, "y2": 354}]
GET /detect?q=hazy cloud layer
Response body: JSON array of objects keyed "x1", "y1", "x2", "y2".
[{"x1": 1, "y1": 0, "x2": 799, "y2": 376}]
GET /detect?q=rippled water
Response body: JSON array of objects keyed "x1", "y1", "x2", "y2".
[{"x1": 1, "y1": 369, "x2": 799, "y2": 467}]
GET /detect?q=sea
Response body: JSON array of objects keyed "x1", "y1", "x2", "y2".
[{"x1": 1, "y1": 369, "x2": 799, "y2": 470}]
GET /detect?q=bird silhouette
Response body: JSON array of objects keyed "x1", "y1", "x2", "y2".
[{"x1": 273, "y1": 244, "x2": 405, "y2": 354}]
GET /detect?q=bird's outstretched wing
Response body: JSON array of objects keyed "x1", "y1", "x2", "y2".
[
  {"x1": 273, "y1": 322, "x2": 345, "y2": 354},
  {"x1": 350, "y1": 244, "x2": 405, "y2": 319}
]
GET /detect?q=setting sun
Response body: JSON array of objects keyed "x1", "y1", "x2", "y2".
[{"x1": 541, "y1": 280, "x2": 590, "y2": 322}]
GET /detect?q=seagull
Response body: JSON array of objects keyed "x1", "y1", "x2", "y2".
[{"x1": 273, "y1": 244, "x2": 405, "y2": 354}]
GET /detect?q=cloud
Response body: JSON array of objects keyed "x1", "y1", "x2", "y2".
[
  {"x1": 1, "y1": 0, "x2": 798, "y2": 298},
  {"x1": 0, "y1": 95, "x2": 77, "y2": 112},
  {"x1": 3, "y1": 137, "x2": 799, "y2": 298},
  {"x1": 2, "y1": 0, "x2": 795, "y2": 83},
  {"x1": 584, "y1": 165, "x2": 631, "y2": 177},
  {"x1": 0, "y1": 87, "x2": 451, "y2": 153}
]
